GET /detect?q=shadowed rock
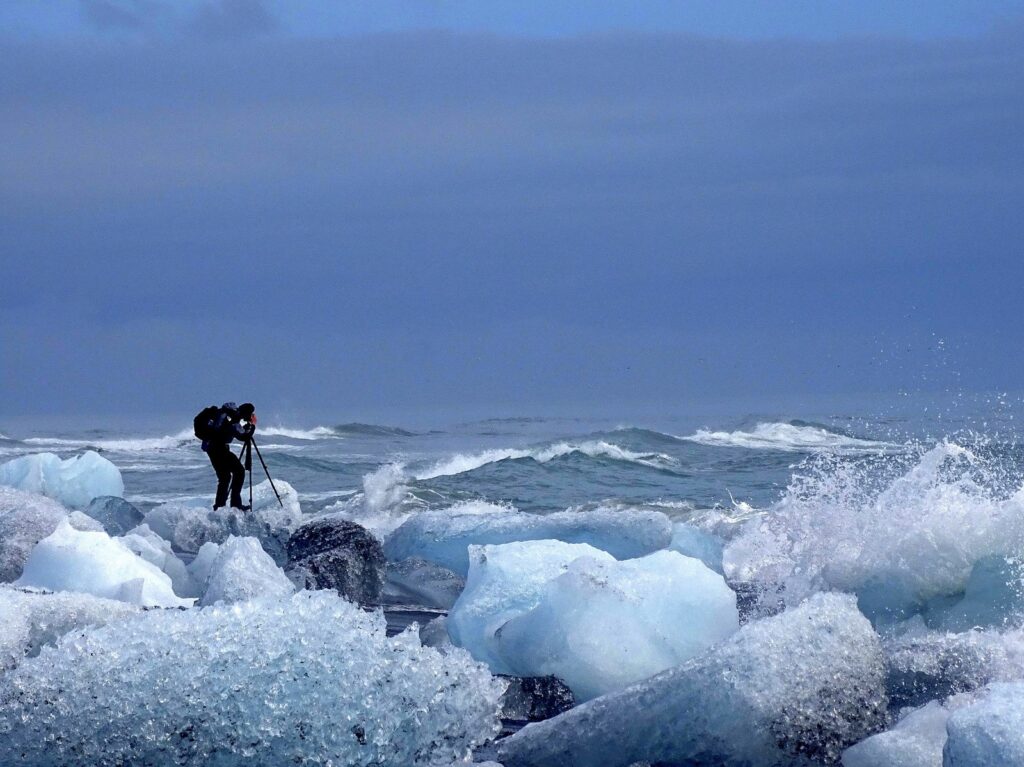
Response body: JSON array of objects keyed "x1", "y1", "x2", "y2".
[{"x1": 286, "y1": 516, "x2": 385, "y2": 605}]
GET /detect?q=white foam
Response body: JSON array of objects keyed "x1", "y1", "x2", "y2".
[
  {"x1": 416, "y1": 440, "x2": 676, "y2": 480},
  {"x1": 683, "y1": 421, "x2": 892, "y2": 452},
  {"x1": 258, "y1": 425, "x2": 339, "y2": 439},
  {"x1": 723, "y1": 441, "x2": 1024, "y2": 615},
  {"x1": 24, "y1": 429, "x2": 195, "y2": 452}
]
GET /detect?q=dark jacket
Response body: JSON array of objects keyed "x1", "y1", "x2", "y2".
[{"x1": 203, "y1": 403, "x2": 253, "y2": 451}]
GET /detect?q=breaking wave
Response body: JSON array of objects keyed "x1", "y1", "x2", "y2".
[
  {"x1": 23, "y1": 430, "x2": 195, "y2": 452},
  {"x1": 682, "y1": 421, "x2": 892, "y2": 452},
  {"x1": 259, "y1": 423, "x2": 415, "y2": 440},
  {"x1": 414, "y1": 440, "x2": 677, "y2": 481}
]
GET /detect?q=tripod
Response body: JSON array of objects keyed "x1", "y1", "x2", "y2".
[{"x1": 238, "y1": 435, "x2": 284, "y2": 508}]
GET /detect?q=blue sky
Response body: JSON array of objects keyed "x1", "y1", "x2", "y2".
[{"x1": 1, "y1": 2, "x2": 1023, "y2": 418}]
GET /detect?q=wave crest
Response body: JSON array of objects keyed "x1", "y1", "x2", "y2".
[{"x1": 682, "y1": 421, "x2": 891, "y2": 452}]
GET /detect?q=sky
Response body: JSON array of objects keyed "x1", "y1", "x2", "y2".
[{"x1": 1, "y1": 1, "x2": 1023, "y2": 419}]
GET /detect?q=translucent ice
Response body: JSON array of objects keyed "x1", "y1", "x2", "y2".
[
  {"x1": 448, "y1": 540, "x2": 615, "y2": 674},
  {"x1": 0, "y1": 487, "x2": 98, "y2": 582},
  {"x1": 496, "y1": 593, "x2": 887, "y2": 767},
  {"x1": 944, "y1": 682, "x2": 1024, "y2": 765},
  {"x1": 668, "y1": 521, "x2": 725, "y2": 574},
  {"x1": 14, "y1": 520, "x2": 191, "y2": 608},
  {"x1": 842, "y1": 701, "x2": 951, "y2": 767},
  {"x1": 0, "y1": 585, "x2": 136, "y2": 671},
  {"x1": 144, "y1": 479, "x2": 303, "y2": 562},
  {"x1": 497, "y1": 550, "x2": 739, "y2": 700},
  {"x1": 0, "y1": 450, "x2": 123, "y2": 508},
  {"x1": 199, "y1": 535, "x2": 294, "y2": 606},
  {"x1": 119, "y1": 523, "x2": 195, "y2": 596},
  {"x1": 385, "y1": 506, "x2": 672, "y2": 576},
  {"x1": 83, "y1": 495, "x2": 144, "y2": 535},
  {"x1": 0, "y1": 591, "x2": 506, "y2": 767},
  {"x1": 723, "y1": 443, "x2": 1024, "y2": 619},
  {"x1": 383, "y1": 557, "x2": 466, "y2": 609}
]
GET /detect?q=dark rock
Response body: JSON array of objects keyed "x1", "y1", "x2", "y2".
[
  {"x1": 84, "y1": 496, "x2": 144, "y2": 537},
  {"x1": 285, "y1": 516, "x2": 385, "y2": 605},
  {"x1": 500, "y1": 675, "x2": 575, "y2": 729}
]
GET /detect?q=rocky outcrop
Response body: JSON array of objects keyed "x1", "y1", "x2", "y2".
[{"x1": 285, "y1": 516, "x2": 385, "y2": 605}]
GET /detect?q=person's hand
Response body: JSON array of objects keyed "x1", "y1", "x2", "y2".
[{"x1": 250, "y1": 414, "x2": 257, "y2": 426}]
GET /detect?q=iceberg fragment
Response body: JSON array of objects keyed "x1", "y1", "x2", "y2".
[
  {"x1": 0, "y1": 450, "x2": 123, "y2": 508},
  {"x1": 385, "y1": 506, "x2": 672, "y2": 576},
  {"x1": 14, "y1": 520, "x2": 191, "y2": 608},
  {"x1": 143, "y1": 479, "x2": 302, "y2": 562},
  {"x1": 448, "y1": 540, "x2": 615, "y2": 674},
  {"x1": 0, "y1": 486, "x2": 71, "y2": 582},
  {"x1": 199, "y1": 535, "x2": 294, "y2": 606},
  {"x1": 498, "y1": 550, "x2": 739, "y2": 700},
  {"x1": 0, "y1": 585, "x2": 136, "y2": 671},
  {"x1": 944, "y1": 682, "x2": 1024, "y2": 766},
  {"x1": 668, "y1": 521, "x2": 725, "y2": 574},
  {"x1": 0, "y1": 591, "x2": 506, "y2": 767},
  {"x1": 496, "y1": 593, "x2": 887, "y2": 767},
  {"x1": 83, "y1": 495, "x2": 144, "y2": 535},
  {"x1": 383, "y1": 556, "x2": 466, "y2": 609},
  {"x1": 119, "y1": 523, "x2": 195, "y2": 596},
  {"x1": 842, "y1": 701, "x2": 951, "y2": 767}
]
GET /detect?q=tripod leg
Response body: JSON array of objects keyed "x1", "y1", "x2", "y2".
[
  {"x1": 251, "y1": 438, "x2": 284, "y2": 508},
  {"x1": 248, "y1": 442, "x2": 253, "y2": 509}
]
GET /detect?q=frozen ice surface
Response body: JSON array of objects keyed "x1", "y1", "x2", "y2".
[
  {"x1": 187, "y1": 540, "x2": 221, "y2": 592},
  {"x1": 496, "y1": 593, "x2": 888, "y2": 767},
  {"x1": 0, "y1": 591, "x2": 506, "y2": 767},
  {"x1": 144, "y1": 478, "x2": 303, "y2": 562},
  {"x1": 883, "y1": 626, "x2": 1024, "y2": 709},
  {"x1": 0, "y1": 486, "x2": 72, "y2": 581},
  {"x1": 14, "y1": 520, "x2": 191, "y2": 607},
  {"x1": 383, "y1": 556, "x2": 466, "y2": 609},
  {"x1": 723, "y1": 443, "x2": 1024, "y2": 620},
  {"x1": 385, "y1": 507, "x2": 672, "y2": 576},
  {"x1": 668, "y1": 521, "x2": 725, "y2": 574},
  {"x1": 498, "y1": 550, "x2": 739, "y2": 700},
  {"x1": 842, "y1": 701, "x2": 950, "y2": 767},
  {"x1": 83, "y1": 494, "x2": 144, "y2": 535},
  {"x1": 944, "y1": 682, "x2": 1024, "y2": 766},
  {"x1": 199, "y1": 535, "x2": 294, "y2": 606},
  {"x1": 449, "y1": 540, "x2": 615, "y2": 674},
  {"x1": 120, "y1": 523, "x2": 195, "y2": 596},
  {"x1": 0, "y1": 585, "x2": 137, "y2": 671},
  {"x1": 0, "y1": 450, "x2": 123, "y2": 508}
]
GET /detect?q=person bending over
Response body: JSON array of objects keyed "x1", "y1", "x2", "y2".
[{"x1": 198, "y1": 402, "x2": 256, "y2": 511}]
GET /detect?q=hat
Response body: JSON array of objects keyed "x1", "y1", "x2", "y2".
[{"x1": 238, "y1": 402, "x2": 255, "y2": 418}]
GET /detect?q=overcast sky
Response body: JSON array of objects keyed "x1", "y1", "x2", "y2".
[{"x1": 2, "y1": 2, "x2": 1023, "y2": 419}]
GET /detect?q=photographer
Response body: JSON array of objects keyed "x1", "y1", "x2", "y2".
[{"x1": 198, "y1": 401, "x2": 256, "y2": 511}]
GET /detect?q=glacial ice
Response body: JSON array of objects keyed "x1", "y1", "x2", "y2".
[
  {"x1": 668, "y1": 521, "x2": 725, "y2": 574},
  {"x1": 143, "y1": 478, "x2": 303, "y2": 562},
  {"x1": 0, "y1": 450, "x2": 123, "y2": 508},
  {"x1": 448, "y1": 540, "x2": 615, "y2": 674},
  {"x1": 495, "y1": 593, "x2": 887, "y2": 767},
  {"x1": 199, "y1": 535, "x2": 294, "y2": 606},
  {"x1": 0, "y1": 486, "x2": 74, "y2": 581},
  {"x1": 883, "y1": 625, "x2": 1024, "y2": 709},
  {"x1": 944, "y1": 682, "x2": 1024, "y2": 765},
  {"x1": 0, "y1": 591, "x2": 506, "y2": 767},
  {"x1": 385, "y1": 506, "x2": 672, "y2": 576},
  {"x1": 842, "y1": 701, "x2": 951, "y2": 767},
  {"x1": 723, "y1": 442, "x2": 1024, "y2": 621},
  {"x1": 0, "y1": 585, "x2": 136, "y2": 671},
  {"x1": 119, "y1": 523, "x2": 195, "y2": 596},
  {"x1": 14, "y1": 520, "x2": 191, "y2": 608},
  {"x1": 497, "y1": 550, "x2": 739, "y2": 700},
  {"x1": 383, "y1": 556, "x2": 466, "y2": 609},
  {"x1": 83, "y1": 494, "x2": 144, "y2": 535}
]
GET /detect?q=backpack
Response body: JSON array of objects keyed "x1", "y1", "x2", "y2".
[{"x1": 193, "y1": 405, "x2": 221, "y2": 441}]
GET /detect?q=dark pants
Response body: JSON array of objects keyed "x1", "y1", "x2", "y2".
[{"x1": 207, "y1": 443, "x2": 245, "y2": 508}]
